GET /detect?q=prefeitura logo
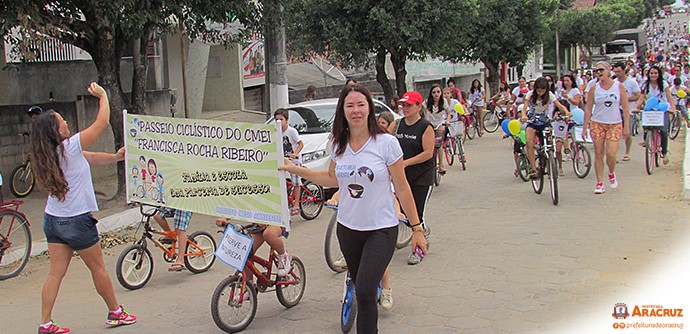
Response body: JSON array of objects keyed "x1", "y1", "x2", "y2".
[{"x1": 613, "y1": 303, "x2": 630, "y2": 319}]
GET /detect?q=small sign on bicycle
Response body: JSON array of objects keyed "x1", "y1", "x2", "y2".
[
  {"x1": 641, "y1": 111, "x2": 665, "y2": 127},
  {"x1": 573, "y1": 126, "x2": 593, "y2": 143},
  {"x1": 215, "y1": 226, "x2": 254, "y2": 271}
]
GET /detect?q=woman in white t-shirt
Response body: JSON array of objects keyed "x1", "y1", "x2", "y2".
[
  {"x1": 468, "y1": 79, "x2": 486, "y2": 133},
  {"x1": 583, "y1": 61, "x2": 631, "y2": 195},
  {"x1": 30, "y1": 83, "x2": 136, "y2": 334},
  {"x1": 560, "y1": 74, "x2": 582, "y2": 110},
  {"x1": 639, "y1": 65, "x2": 676, "y2": 165},
  {"x1": 424, "y1": 84, "x2": 450, "y2": 174},
  {"x1": 280, "y1": 84, "x2": 427, "y2": 333}
]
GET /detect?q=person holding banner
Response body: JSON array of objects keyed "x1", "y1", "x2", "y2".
[
  {"x1": 274, "y1": 108, "x2": 304, "y2": 216},
  {"x1": 280, "y1": 84, "x2": 427, "y2": 333},
  {"x1": 30, "y1": 82, "x2": 136, "y2": 334}
]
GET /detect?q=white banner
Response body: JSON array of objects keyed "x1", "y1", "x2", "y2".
[{"x1": 215, "y1": 225, "x2": 254, "y2": 271}]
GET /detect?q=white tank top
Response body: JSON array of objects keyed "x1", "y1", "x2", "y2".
[{"x1": 591, "y1": 81, "x2": 622, "y2": 124}]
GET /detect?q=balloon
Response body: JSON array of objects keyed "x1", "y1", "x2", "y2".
[
  {"x1": 518, "y1": 130, "x2": 527, "y2": 144},
  {"x1": 570, "y1": 107, "x2": 585, "y2": 125},
  {"x1": 501, "y1": 119, "x2": 511, "y2": 136},
  {"x1": 645, "y1": 97, "x2": 659, "y2": 111},
  {"x1": 657, "y1": 101, "x2": 669, "y2": 112},
  {"x1": 508, "y1": 120, "x2": 521, "y2": 136},
  {"x1": 454, "y1": 103, "x2": 466, "y2": 115},
  {"x1": 678, "y1": 90, "x2": 687, "y2": 99}
]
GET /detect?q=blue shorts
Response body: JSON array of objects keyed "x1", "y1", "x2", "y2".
[
  {"x1": 44, "y1": 212, "x2": 100, "y2": 251},
  {"x1": 526, "y1": 122, "x2": 549, "y2": 132},
  {"x1": 173, "y1": 210, "x2": 193, "y2": 231}
]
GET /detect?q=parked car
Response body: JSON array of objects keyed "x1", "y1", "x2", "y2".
[{"x1": 267, "y1": 98, "x2": 399, "y2": 173}]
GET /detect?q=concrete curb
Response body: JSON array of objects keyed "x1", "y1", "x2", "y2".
[
  {"x1": 685, "y1": 129, "x2": 690, "y2": 200},
  {"x1": 30, "y1": 208, "x2": 141, "y2": 256}
]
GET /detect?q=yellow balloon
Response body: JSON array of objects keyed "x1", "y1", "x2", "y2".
[
  {"x1": 454, "y1": 103, "x2": 465, "y2": 115},
  {"x1": 508, "y1": 120, "x2": 521, "y2": 136},
  {"x1": 678, "y1": 90, "x2": 687, "y2": 99}
]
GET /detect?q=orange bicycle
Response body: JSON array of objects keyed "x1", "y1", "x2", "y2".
[
  {"x1": 115, "y1": 205, "x2": 216, "y2": 290},
  {"x1": 211, "y1": 223, "x2": 306, "y2": 333}
]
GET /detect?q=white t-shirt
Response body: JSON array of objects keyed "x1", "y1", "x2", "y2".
[
  {"x1": 592, "y1": 81, "x2": 622, "y2": 124},
  {"x1": 282, "y1": 126, "x2": 302, "y2": 164},
  {"x1": 524, "y1": 91, "x2": 557, "y2": 116},
  {"x1": 425, "y1": 100, "x2": 449, "y2": 128},
  {"x1": 618, "y1": 77, "x2": 641, "y2": 110},
  {"x1": 645, "y1": 84, "x2": 669, "y2": 103},
  {"x1": 468, "y1": 87, "x2": 485, "y2": 107},
  {"x1": 667, "y1": 75, "x2": 688, "y2": 87},
  {"x1": 331, "y1": 134, "x2": 403, "y2": 231},
  {"x1": 584, "y1": 79, "x2": 599, "y2": 94},
  {"x1": 512, "y1": 86, "x2": 528, "y2": 104},
  {"x1": 576, "y1": 76, "x2": 584, "y2": 87},
  {"x1": 669, "y1": 85, "x2": 687, "y2": 106},
  {"x1": 45, "y1": 134, "x2": 98, "y2": 217},
  {"x1": 562, "y1": 88, "x2": 582, "y2": 110},
  {"x1": 447, "y1": 98, "x2": 462, "y2": 123}
]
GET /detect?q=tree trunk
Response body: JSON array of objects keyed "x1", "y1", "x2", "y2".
[
  {"x1": 131, "y1": 28, "x2": 153, "y2": 115},
  {"x1": 92, "y1": 31, "x2": 128, "y2": 202},
  {"x1": 375, "y1": 48, "x2": 395, "y2": 107},
  {"x1": 483, "y1": 59, "x2": 500, "y2": 101},
  {"x1": 389, "y1": 50, "x2": 407, "y2": 96}
]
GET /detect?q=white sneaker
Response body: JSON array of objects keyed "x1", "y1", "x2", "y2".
[
  {"x1": 594, "y1": 182, "x2": 605, "y2": 194},
  {"x1": 277, "y1": 251, "x2": 292, "y2": 277},
  {"x1": 380, "y1": 288, "x2": 393, "y2": 311},
  {"x1": 608, "y1": 172, "x2": 618, "y2": 189},
  {"x1": 333, "y1": 256, "x2": 347, "y2": 269}
]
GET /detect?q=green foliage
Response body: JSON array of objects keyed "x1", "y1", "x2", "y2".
[
  {"x1": 555, "y1": 6, "x2": 621, "y2": 49},
  {"x1": 599, "y1": 0, "x2": 645, "y2": 29}
]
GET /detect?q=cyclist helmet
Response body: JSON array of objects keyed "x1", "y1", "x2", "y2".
[{"x1": 27, "y1": 106, "x2": 43, "y2": 117}]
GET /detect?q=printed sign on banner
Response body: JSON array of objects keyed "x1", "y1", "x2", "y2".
[
  {"x1": 573, "y1": 126, "x2": 593, "y2": 143},
  {"x1": 215, "y1": 225, "x2": 254, "y2": 271},
  {"x1": 123, "y1": 112, "x2": 289, "y2": 228}
]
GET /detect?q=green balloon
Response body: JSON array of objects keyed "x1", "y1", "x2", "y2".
[{"x1": 518, "y1": 130, "x2": 526, "y2": 144}]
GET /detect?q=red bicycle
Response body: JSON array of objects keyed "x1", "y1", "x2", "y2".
[
  {"x1": 0, "y1": 199, "x2": 32, "y2": 280},
  {"x1": 286, "y1": 178, "x2": 324, "y2": 220},
  {"x1": 638, "y1": 110, "x2": 664, "y2": 175}
]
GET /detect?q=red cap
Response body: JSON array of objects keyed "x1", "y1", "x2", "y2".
[{"x1": 399, "y1": 91, "x2": 423, "y2": 105}]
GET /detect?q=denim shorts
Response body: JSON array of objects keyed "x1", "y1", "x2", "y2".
[{"x1": 44, "y1": 212, "x2": 100, "y2": 251}]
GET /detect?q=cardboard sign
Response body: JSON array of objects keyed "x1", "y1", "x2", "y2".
[
  {"x1": 215, "y1": 225, "x2": 254, "y2": 271},
  {"x1": 573, "y1": 126, "x2": 593, "y2": 143},
  {"x1": 641, "y1": 111, "x2": 665, "y2": 127}
]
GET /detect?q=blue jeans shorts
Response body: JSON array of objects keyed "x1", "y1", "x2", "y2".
[{"x1": 44, "y1": 212, "x2": 100, "y2": 251}]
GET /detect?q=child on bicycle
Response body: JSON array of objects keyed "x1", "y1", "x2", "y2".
[
  {"x1": 153, "y1": 208, "x2": 193, "y2": 271},
  {"x1": 552, "y1": 99, "x2": 573, "y2": 176},
  {"x1": 274, "y1": 108, "x2": 304, "y2": 216},
  {"x1": 670, "y1": 77, "x2": 690, "y2": 128},
  {"x1": 214, "y1": 218, "x2": 292, "y2": 278},
  {"x1": 444, "y1": 87, "x2": 467, "y2": 162}
]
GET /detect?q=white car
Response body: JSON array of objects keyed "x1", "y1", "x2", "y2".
[{"x1": 268, "y1": 98, "x2": 399, "y2": 172}]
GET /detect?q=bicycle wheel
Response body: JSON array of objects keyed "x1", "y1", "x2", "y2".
[
  {"x1": 211, "y1": 274, "x2": 257, "y2": 333},
  {"x1": 184, "y1": 231, "x2": 217, "y2": 273},
  {"x1": 444, "y1": 138, "x2": 455, "y2": 166},
  {"x1": 456, "y1": 137, "x2": 466, "y2": 171},
  {"x1": 669, "y1": 112, "x2": 681, "y2": 140},
  {"x1": 299, "y1": 181, "x2": 324, "y2": 220},
  {"x1": 572, "y1": 143, "x2": 592, "y2": 179},
  {"x1": 654, "y1": 131, "x2": 661, "y2": 168},
  {"x1": 433, "y1": 159, "x2": 441, "y2": 186},
  {"x1": 632, "y1": 115, "x2": 640, "y2": 136},
  {"x1": 531, "y1": 154, "x2": 544, "y2": 194},
  {"x1": 341, "y1": 275, "x2": 357, "y2": 333},
  {"x1": 645, "y1": 130, "x2": 655, "y2": 175},
  {"x1": 324, "y1": 210, "x2": 346, "y2": 273},
  {"x1": 116, "y1": 244, "x2": 153, "y2": 290},
  {"x1": 0, "y1": 211, "x2": 31, "y2": 280},
  {"x1": 483, "y1": 111, "x2": 500, "y2": 133},
  {"x1": 10, "y1": 163, "x2": 35, "y2": 198},
  {"x1": 396, "y1": 220, "x2": 412, "y2": 249},
  {"x1": 517, "y1": 154, "x2": 530, "y2": 182},
  {"x1": 466, "y1": 121, "x2": 476, "y2": 140},
  {"x1": 548, "y1": 151, "x2": 559, "y2": 205},
  {"x1": 276, "y1": 256, "x2": 306, "y2": 308}
]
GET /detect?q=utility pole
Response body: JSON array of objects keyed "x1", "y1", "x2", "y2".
[{"x1": 265, "y1": 0, "x2": 289, "y2": 112}]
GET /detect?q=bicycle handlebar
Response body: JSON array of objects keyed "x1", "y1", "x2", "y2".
[{"x1": 139, "y1": 204, "x2": 160, "y2": 218}]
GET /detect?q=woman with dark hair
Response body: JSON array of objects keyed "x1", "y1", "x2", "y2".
[
  {"x1": 425, "y1": 84, "x2": 450, "y2": 174},
  {"x1": 468, "y1": 79, "x2": 486, "y2": 133},
  {"x1": 31, "y1": 83, "x2": 136, "y2": 334},
  {"x1": 490, "y1": 81, "x2": 511, "y2": 109},
  {"x1": 520, "y1": 77, "x2": 569, "y2": 179},
  {"x1": 304, "y1": 85, "x2": 316, "y2": 101},
  {"x1": 560, "y1": 74, "x2": 583, "y2": 110},
  {"x1": 639, "y1": 65, "x2": 675, "y2": 164},
  {"x1": 543, "y1": 75, "x2": 556, "y2": 93},
  {"x1": 583, "y1": 61, "x2": 631, "y2": 194},
  {"x1": 280, "y1": 84, "x2": 427, "y2": 333}
]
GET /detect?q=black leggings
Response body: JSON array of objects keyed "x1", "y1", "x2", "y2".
[
  {"x1": 337, "y1": 224, "x2": 397, "y2": 334},
  {"x1": 407, "y1": 185, "x2": 433, "y2": 229}
]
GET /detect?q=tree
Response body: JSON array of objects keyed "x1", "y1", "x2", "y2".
[
  {"x1": 284, "y1": 0, "x2": 473, "y2": 104},
  {"x1": 600, "y1": 0, "x2": 645, "y2": 29},
  {"x1": 439, "y1": 0, "x2": 554, "y2": 97},
  {"x1": 1, "y1": 0, "x2": 260, "y2": 200},
  {"x1": 556, "y1": 6, "x2": 621, "y2": 64}
]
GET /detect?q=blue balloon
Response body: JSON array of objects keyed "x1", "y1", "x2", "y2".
[
  {"x1": 501, "y1": 119, "x2": 511, "y2": 136},
  {"x1": 645, "y1": 97, "x2": 659, "y2": 111},
  {"x1": 570, "y1": 107, "x2": 585, "y2": 125},
  {"x1": 657, "y1": 101, "x2": 669, "y2": 112}
]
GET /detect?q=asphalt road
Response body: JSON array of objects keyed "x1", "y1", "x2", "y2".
[{"x1": 2, "y1": 125, "x2": 689, "y2": 333}]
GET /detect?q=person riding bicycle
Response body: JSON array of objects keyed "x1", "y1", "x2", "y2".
[
  {"x1": 274, "y1": 108, "x2": 304, "y2": 216},
  {"x1": 214, "y1": 217, "x2": 292, "y2": 278},
  {"x1": 424, "y1": 84, "x2": 450, "y2": 175},
  {"x1": 468, "y1": 79, "x2": 486, "y2": 134},
  {"x1": 670, "y1": 77, "x2": 690, "y2": 128},
  {"x1": 508, "y1": 77, "x2": 529, "y2": 119},
  {"x1": 443, "y1": 87, "x2": 467, "y2": 162},
  {"x1": 152, "y1": 208, "x2": 193, "y2": 271},
  {"x1": 520, "y1": 77, "x2": 569, "y2": 179},
  {"x1": 639, "y1": 65, "x2": 676, "y2": 165}
]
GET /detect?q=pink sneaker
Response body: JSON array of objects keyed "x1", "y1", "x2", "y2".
[
  {"x1": 594, "y1": 182, "x2": 605, "y2": 194},
  {"x1": 38, "y1": 321, "x2": 70, "y2": 334},
  {"x1": 608, "y1": 172, "x2": 618, "y2": 189},
  {"x1": 106, "y1": 305, "x2": 137, "y2": 327}
]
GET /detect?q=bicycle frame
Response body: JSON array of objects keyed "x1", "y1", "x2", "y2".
[
  {"x1": 0, "y1": 200, "x2": 30, "y2": 246},
  {"x1": 136, "y1": 216, "x2": 205, "y2": 259},
  {"x1": 285, "y1": 178, "x2": 319, "y2": 207}
]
